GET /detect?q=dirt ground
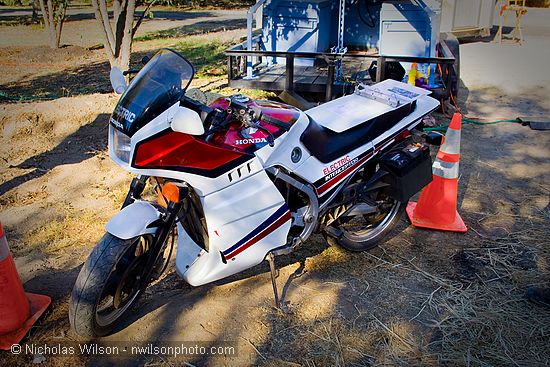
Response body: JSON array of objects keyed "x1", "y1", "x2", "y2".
[{"x1": 1, "y1": 7, "x2": 550, "y2": 367}]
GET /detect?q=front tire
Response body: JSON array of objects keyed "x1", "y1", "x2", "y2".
[{"x1": 69, "y1": 233, "x2": 151, "y2": 337}]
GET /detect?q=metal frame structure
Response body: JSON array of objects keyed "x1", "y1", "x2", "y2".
[{"x1": 226, "y1": 40, "x2": 455, "y2": 106}]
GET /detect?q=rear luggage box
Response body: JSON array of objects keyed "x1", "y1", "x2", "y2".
[{"x1": 379, "y1": 144, "x2": 432, "y2": 202}]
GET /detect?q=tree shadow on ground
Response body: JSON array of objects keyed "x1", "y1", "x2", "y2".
[
  {"x1": 0, "y1": 113, "x2": 109, "y2": 196},
  {"x1": 0, "y1": 60, "x2": 113, "y2": 101},
  {"x1": 0, "y1": 36, "x2": 237, "y2": 100},
  {"x1": 135, "y1": 18, "x2": 246, "y2": 41},
  {"x1": 62, "y1": 9, "x2": 217, "y2": 22},
  {"x1": 0, "y1": 7, "x2": 216, "y2": 22}
]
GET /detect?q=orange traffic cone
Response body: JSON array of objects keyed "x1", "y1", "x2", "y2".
[
  {"x1": 406, "y1": 113, "x2": 467, "y2": 233},
  {"x1": 0, "y1": 222, "x2": 51, "y2": 350}
]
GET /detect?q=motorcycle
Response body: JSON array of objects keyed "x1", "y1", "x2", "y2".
[{"x1": 69, "y1": 48, "x2": 441, "y2": 337}]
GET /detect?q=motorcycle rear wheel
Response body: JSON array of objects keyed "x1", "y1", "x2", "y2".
[
  {"x1": 69, "y1": 233, "x2": 158, "y2": 337},
  {"x1": 326, "y1": 192, "x2": 404, "y2": 252}
]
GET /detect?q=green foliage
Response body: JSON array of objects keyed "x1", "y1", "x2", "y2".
[
  {"x1": 0, "y1": 0, "x2": 33, "y2": 5},
  {"x1": 526, "y1": 0, "x2": 550, "y2": 6},
  {"x1": 140, "y1": 0, "x2": 254, "y2": 7},
  {"x1": 172, "y1": 39, "x2": 228, "y2": 77}
]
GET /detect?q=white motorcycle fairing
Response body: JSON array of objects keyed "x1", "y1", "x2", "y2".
[
  {"x1": 175, "y1": 169, "x2": 292, "y2": 286},
  {"x1": 108, "y1": 78, "x2": 439, "y2": 288}
]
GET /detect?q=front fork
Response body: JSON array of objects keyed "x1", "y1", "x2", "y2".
[
  {"x1": 122, "y1": 175, "x2": 148, "y2": 209},
  {"x1": 122, "y1": 175, "x2": 186, "y2": 286},
  {"x1": 141, "y1": 199, "x2": 183, "y2": 286}
]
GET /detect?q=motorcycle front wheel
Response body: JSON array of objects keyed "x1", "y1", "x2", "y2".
[
  {"x1": 326, "y1": 190, "x2": 404, "y2": 252},
  {"x1": 69, "y1": 233, "x2": 163, "y2": 337}
]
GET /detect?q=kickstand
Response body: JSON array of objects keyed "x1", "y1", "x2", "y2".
[{"x1": 267, "y1": 252, "x2": 280, "y2": 309}]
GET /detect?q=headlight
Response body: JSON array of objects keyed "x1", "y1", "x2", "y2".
[{"x1": 110, "y1": 125, "x2": 132, "y2": 164}]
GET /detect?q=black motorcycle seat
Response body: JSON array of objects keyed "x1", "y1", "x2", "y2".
[{"x1": 300, "y1": 101, "x2": 416, "y2": 164}]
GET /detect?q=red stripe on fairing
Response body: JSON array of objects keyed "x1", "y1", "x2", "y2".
[
  {"x1": 317, "y1": 153, "x2": 373, "y2": 194},
  {"x1": 224, "y1": 211, "x2": 292, "y2": 260}
]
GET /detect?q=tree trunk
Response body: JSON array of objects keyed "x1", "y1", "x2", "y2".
[
  {"x1": 46, "y1": 0, "x2": 57, "y2": 48},
  {"x1": 92, "y1": 0, "x2": 138, "y2": 71},
  {"x1": 91, "y1": 0, "x2": 115, "y2": 65},
  {"x1": 32, "y1": 0, "x2": 39, "y2": 24},
  {"x1": 38, "y1": 0, "x2": 67, "y2": 48}
]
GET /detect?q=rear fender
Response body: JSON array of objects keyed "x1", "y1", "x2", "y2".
[{"x1": 105, "y1": 201, "x2": 162, "y2": 240}]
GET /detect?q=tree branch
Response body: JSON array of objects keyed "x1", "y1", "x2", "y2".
[
  {"x1": 98, "y1": 0, "x2": 116, "y2": 54},
  {"x1": 37, "y1": 0, "x2": 50, "y2": 31},
  {"x1": 113, "y1": 0, "x2": 127, "y2": 60},
  {"x1": 54, "y1": 0, "x2": 67, "y2": 47},
  {"x1": 118, "y1": 0, "x2": 135, "y2": 69},
  {"x1": 90, "y1": 0, "x2": 115, "y2": 64},
  {"x1": 132, "y1": 0, "x2": 157, "y2": 37},
  {"x1": 113, "y1": 0, "x2": 121, "y2": 22}
]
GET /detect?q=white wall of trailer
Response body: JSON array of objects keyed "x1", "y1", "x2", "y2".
[{"x1": 440, "y1": 0, "x2": 495, "y2": 34}]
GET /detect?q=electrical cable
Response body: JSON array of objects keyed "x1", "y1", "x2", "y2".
[
  {"x1": 0, "y1": 91, "x2": 64, "y2": 102},
  {"x1": 423, "y1": 118, "x2": 523, "y2": 132},
  {"x1": 420, "y1": 58, "x2": 528, "y2": 132}
]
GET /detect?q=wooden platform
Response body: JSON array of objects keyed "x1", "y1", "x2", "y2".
[
  {"x1": 229, "y1": 64, "x2": 327, "y2": 93},
  {"x1": 228, "y1": 60, "x2": 375, "y2": 94}
]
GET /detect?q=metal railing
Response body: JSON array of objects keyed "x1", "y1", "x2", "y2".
[{"x1": 226, "y1": 40, "x2": 456, "y2": 102}]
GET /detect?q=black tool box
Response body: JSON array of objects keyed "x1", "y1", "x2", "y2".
[{"x1": 379, "y1": 144, "x2": 433, "y2": 202}]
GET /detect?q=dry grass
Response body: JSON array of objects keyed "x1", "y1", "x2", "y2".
[
  {"x1": 24, "y1": 204, "x2": 107, "y2": 254},
  {"x1": 271, "y1": 217, "x2": 550, "y2": 367},
  {"x1": 0, "y1": 187, "x2": 49, "y2": 208},
  {"x1": 423, "y1": 225, "x2": 550, "y2": 366}
]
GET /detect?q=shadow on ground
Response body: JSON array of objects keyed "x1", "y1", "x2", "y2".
[
  {"x1": 0, "y1": 113, "x2": 109, "y2": 196},
  {"x1": 136, "y1": 18, "x2": 246, "y2": 41},
  {"x1": 2, "y1": 70, "x2": 549, "y2": 366},
  {"x1": 0, "y1": 8, "x2": 217, "y2": 24},
  {"x1": 0, "y1": 36, "x2": 237, "y2": 100}
]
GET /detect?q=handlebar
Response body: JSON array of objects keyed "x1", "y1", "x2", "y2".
[{"x1": 178, "y1": 94, "x2": 284, "y2": 147}]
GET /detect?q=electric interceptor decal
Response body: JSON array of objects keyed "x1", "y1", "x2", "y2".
[
  {"x1": 114, "y1": 105, "x2": 136, "y2": 123},
  {"x1": 316, "y1": 151, "x2": 373, "y2": 195},
  {"x1": 314, "y1": 105, "x2": 436, "y2": 197},
  {"x1": 222, "y1": 204, "x2": 291, "y2": 261},
  {"x1": 323, "y1": 156, "x2": 356, "y2": 179},
  {"x1": 314, "y1": 132, "x2": 404, "y2": 196}
]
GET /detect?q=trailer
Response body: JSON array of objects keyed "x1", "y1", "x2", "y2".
[
  {"x1": 226, "y1": 0, "x2": 468, "y2": 108},
  {"x1": 440, "y1": 0, "x2": 495, "y2": 38}
]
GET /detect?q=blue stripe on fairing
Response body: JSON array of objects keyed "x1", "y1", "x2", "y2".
[{"x1": 222, "y1": 204, "x2": 288, "y2": 256}]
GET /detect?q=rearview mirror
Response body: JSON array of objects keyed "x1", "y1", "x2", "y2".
[
  {"x1": 171, "y1": 106, "x2": 205, "y2": 136},
  {"x1": 425, "y1": 131, "x2": 444, "y2": 146},
  {"x1": 110, "y1": 67, "x2": 127, "y2": 94}
]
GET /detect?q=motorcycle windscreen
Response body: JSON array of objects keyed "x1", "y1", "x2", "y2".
[{"x1": 110, "y1": 49, "x2": 194, "y2": 137}]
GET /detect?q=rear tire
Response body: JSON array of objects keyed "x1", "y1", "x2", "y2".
[
  {"x1": 326, "y1": 197, "x2": 405, "y2": 252},
  {"x1": 69, "y1": 233, "x2": 148, "y2": 337}
]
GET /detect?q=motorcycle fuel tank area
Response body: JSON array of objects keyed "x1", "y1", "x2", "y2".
[{"x1": 208, "y1": 97, "x2": 301, "y2": 154}]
